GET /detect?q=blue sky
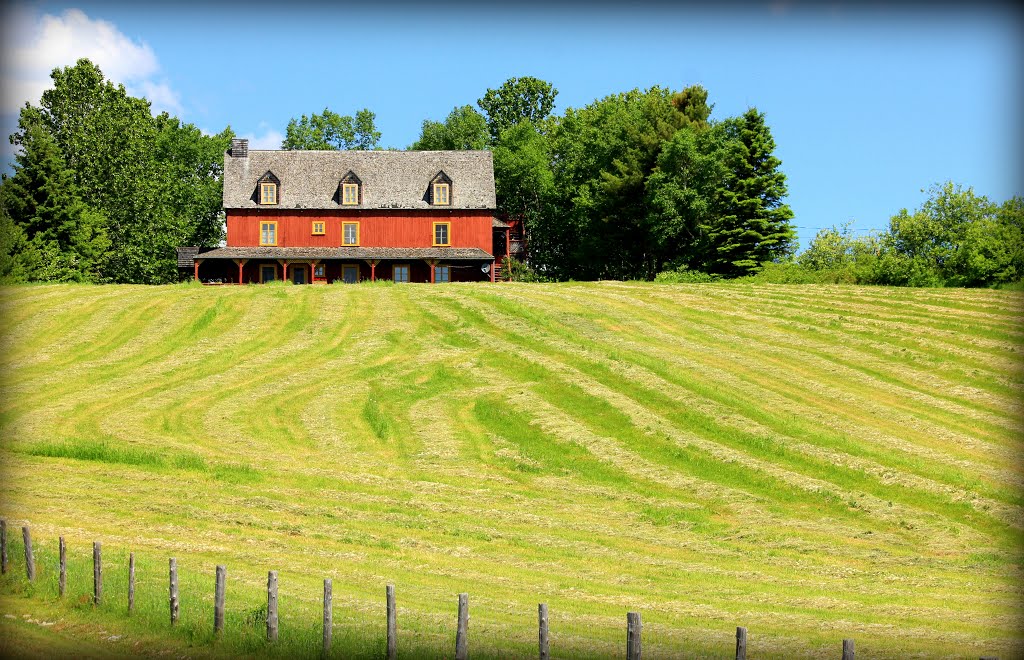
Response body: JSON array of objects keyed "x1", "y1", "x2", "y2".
[{"x1": 1, "y1": 1, "x2": 1021, "y2": 248}]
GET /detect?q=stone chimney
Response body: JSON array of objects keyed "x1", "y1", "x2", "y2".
[{"x1": 230, "y1": 138, "x2": 248, "y2": 158}]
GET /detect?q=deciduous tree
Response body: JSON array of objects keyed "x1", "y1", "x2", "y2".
[
  {"x1": 282, "y1": 107, "x2": 380, "y2": 150},
  {"x1": 410, "y1": 105, "x2": 489, "y2": 151},
  {"x1": 478, "y1": 77, "x2": 558, "y2": 141}
]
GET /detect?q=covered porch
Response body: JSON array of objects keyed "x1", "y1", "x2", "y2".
[{"x1": 185, "y1": 247, "x2": 497, "y2": 285}]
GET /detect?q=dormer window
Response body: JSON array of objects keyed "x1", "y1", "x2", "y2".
[
  {"x1": 429, "y1": 171, "x2": 452, "y2": 206},
  {"x1": 339, "y1": 171, "x2": 361, "y2": 206},
  {"x1": 260, "y1": 182, "x2": 277, "y2": 205},
  {"x1": 256, "y1": 171, "x2": 281, "y2": 205},
  {"x1": 433, "y1": 183, "x2": 450, "y2": 205}
]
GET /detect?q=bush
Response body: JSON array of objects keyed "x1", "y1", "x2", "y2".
[
  {"x1": 735, "y1": 261, "x2": 859, "y2": 285},
  {"x1": 653, "y1": 265, "x2": 720, "y2": 283},
  {"x1": 501, "y1": 256, "x2": 550, "y2": 282}
]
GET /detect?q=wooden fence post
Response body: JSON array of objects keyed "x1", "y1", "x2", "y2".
[
  {"x1": 387, "y1": 584, "x2": 396, "y2": 660},
  {"x1": 267, "y1": 571, "x2": 279, "y2": 642},
  {"x1": 0, "y1": 520, "x2": 7, "y2": 574},
  {"x1": 538, "y1": 603, "x2": 550, "y2": 660},
  {"x1": 169, "y1": 558, "x2": 179, "y2": 625},
  {"x1": 626, "y1": 612, "x2": 642, "y2": 660},
  {"x1": 215, "y1": 565, "x2": 226, "y2": 635},
  {"x1": 22, "y1": 527, "x2": 35, "y2": 582},
  {"x1": 58, "y1": 537, "x2": 66, "y2": 598},
  {"x1": 323, "y1": 579, "x2": 332, "y2": 657},
  {"x1": 128, "y1": 552, "x2": 135, "y2": 613},
  {"x1": 736, "y1": 626, "x2": 747, "y2": 660},
  {"x1": 842, "y1": 639, "x2": 854, "y2": 660},
  {"x1": 455, "y1": 593, "x2": 469, "y2": 660},
  {"x1": 92, "y1": 542, "x2": 102, "y2": 605}
]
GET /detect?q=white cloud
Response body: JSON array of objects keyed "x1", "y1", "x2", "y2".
[
  {"x1": 1, "y1": 7, "x2": 182, "y2": 115},
  {"x1": 239, "y1": 123, "x2": 284, "y2": 150}
]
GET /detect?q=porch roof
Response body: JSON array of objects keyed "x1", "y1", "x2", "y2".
[{"x1": 195, "y1": 246, "x2": 494, "y2": 261}]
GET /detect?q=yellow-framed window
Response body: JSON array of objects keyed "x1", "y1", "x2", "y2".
[
  {"x1": 433, "y1": 183, "x2": 450, "y2": 205},
  {"x1": 259, "y1": 221, "x2": 277, "y2": 246},
  {"x1": 260, "y1": 182, "x2": 278, "y2": 205},
  {"x1": 432, "y1": 222, "x2": 450, "y2": 246},
  {"x1": 342, "y1": 183, "x2": 359, "y2": 205},
  {"x1": 311, "y1": 221, "x2": 326, "y2": 235},
  {"x1": 342, "y1": 222, "x2": 360, "y2": 246}
]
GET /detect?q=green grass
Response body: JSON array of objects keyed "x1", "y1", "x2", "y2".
[{"x1": 0, "y1": 281, "x2": 1022, "y2": 659}]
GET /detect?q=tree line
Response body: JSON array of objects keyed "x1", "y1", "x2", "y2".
[
  {"x1": 2, "y1": 60, "x2": 1019, "y2": 287},
  {"x1": 1, "y1": 59, "x2": 232, "y2": 284}
]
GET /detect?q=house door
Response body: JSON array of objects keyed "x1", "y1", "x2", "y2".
[
  {"x1": 260, "y1": 265, "x2": 276, "y2": 282},
  {"x1": 292, "y1": 265, "x2": 308, "y2": 285},
  {"x1": 342, "y1": 265, "x2": 359, "y2": 284}
]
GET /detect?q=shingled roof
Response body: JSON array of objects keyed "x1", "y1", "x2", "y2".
[{"x1": 223, "y1": 146, "x2": 496, "y2": 211}]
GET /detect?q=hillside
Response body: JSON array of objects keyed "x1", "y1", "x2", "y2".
[{"x1": 0, "y1": 281, "x2": 1021, "y2": 658}]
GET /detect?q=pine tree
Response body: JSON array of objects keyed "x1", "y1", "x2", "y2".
[
  {"x1": 707, "y1": 109, "x2": 795, "y2": 276},
  {"x1": 4, "y1": 114, "x2": 110, "y2": 281}
]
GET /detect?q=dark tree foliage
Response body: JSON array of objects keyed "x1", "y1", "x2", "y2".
[
  {"x1": 507, "y1": 84, "x2": 795, "y2": 280},
  {"x1": 644, "y1": 125, "x2": 725, "y2": 272},
  {"x1": 492, "y1": 121, "x2": 554, "y2": 264},
  {"x1": 5, "y1": 58, "x2": 232, "y2": 283},
  {"x1": 2, "y1": 114, "x2": 108, "y2": 281}
]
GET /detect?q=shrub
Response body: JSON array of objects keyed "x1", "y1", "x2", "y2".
[
  {"x1": 735, "y1": 262, "x2": 858, "y2": 285},
  {"x1": 501, "y1": 256, "x2": 550, "y2": 282},
  {"x1": 653, "y1": 265, "x2": 720, "y2": 283}
]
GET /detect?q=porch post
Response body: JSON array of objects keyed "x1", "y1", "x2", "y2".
[
  {"x1": 505, "y1": 228, "x2": 510, "y2": 259},
  {"x1": 278, "y1": 259, "x2": 289, "y2": 283},
  {"x1": 428, "y1": 259, "x2": 436, "y2": 284},
  {"x1": 234, "y1": 259, "x2": 247, "y2": 284},
  {"x1": 193, "y1": 258, "x2": 203, "y2": 282},
  {"x1": 370, "y1": 260, "x2": 377, "y2": 282},
  {"x1": 490, "y1": 260, "x2": 495, "y2": 283}
]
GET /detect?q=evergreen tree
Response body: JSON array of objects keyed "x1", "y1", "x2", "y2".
[
  {"x1": 707, "y1": 109, "x2": 795, "y2": 275},
  {"x1": 3, "y1": 115, "x2": 109, "y2": 281},
  {"x1": 8, "y1": 58, "x2": 231, "y2": 283}
]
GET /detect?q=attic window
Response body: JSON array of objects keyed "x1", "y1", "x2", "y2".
[
  {"x1": 256, "y1": 171, "x2": 281, "y2": 205},
  {"x1": 260, "y1": 182, "x2": 278, "y2": 205},
  {"x1": 339, "y1": 171, "x2": 362, "y2": 206},
  {"x1": 429, "y1": 171, "x2": 453, "y2": 206}
]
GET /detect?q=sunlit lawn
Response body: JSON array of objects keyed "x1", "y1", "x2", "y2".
[{"x1": 0, "y1": 281, "x2": 1021, "y2": 658}]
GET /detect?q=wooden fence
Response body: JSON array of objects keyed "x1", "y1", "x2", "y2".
[{"x1": 0, "y1": 521, "x2": 1002, "y2": 659}]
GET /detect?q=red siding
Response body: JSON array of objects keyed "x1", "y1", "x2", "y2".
[{"x1": 226, "y1": 209, "x2": 493, "y2": 251}]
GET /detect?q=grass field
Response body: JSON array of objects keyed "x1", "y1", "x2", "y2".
[{"x1": 0, "y1": 281, "x2": 1021, "y2": 659}]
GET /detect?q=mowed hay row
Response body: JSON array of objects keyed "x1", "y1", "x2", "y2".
[{"x1": 0, "y1": 282, "x2": 1021, "y2": 659}]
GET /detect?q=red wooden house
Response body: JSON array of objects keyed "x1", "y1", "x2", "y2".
[{"x1": 178, "y1": 138, "x2": 510, "y2": 284}]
